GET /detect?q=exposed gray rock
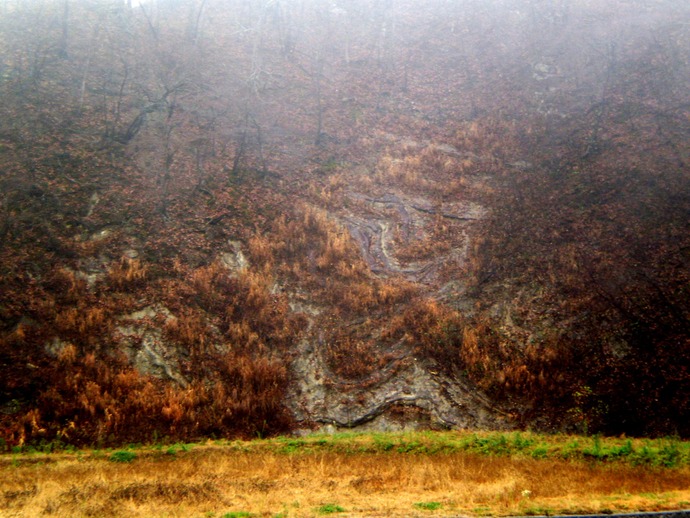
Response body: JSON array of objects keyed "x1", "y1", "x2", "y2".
[
  {"x1": 45, "y1": 337, "x2": 70, "y2": 358},
  {"x1": 288, "y1": 319, "x2": 510, "y2": 434},
  {"x1": 69, "y1": 259, "x2": 107, "y2": 289},
  {"x1": 90, "y1": 228, "x2": 113, "y2": 241},
  {"x1": 123, "y1": 305, "x2": 174, "y2": 322},
  {"x1": 86, "y1": 192, "x2": 100, "y2": 218},
  {"x1": 341, "y1": 191, "x2": 483, "y2": 286},
  {"x1": 285, "y1": 134, "x2": 512, "y2": 434},
  {"x1": 116, "y1": 305, "x2": 188, "y2": 387},
  {"x1": 220, "y1": 240, "x2": 249, "y2": 274}
]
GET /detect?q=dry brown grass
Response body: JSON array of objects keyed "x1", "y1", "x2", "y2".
[
  {"x1": 106, "y1": 258, "x2": 149, "y2": 291},
  {"x1": 3, "y1": 445, "x2": 690, "y2": 517}
]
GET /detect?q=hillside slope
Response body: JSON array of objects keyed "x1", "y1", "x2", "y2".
[{"x1": 0, "y1": 0, "x2": 688, "y2": 447}]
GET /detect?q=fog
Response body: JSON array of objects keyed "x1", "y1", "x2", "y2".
[{"x1": 0, "y1": 0, "x2": 689, "y2": 441}]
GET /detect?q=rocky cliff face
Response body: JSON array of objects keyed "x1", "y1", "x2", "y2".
[{"x1": 1, "y1": 0, "x2": 689, "y2": 446}]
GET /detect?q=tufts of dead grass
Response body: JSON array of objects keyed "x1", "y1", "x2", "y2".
[{"x1": 3, "y1": 444, "x2": 690, "y2": 517}]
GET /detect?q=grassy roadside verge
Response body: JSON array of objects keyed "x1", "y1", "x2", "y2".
[
  {"x1": 3, "y1": 431, "x2": 690, "y2": 517},
  {"x1": 6, "y1": 430, "x2": 690, "y2": 466},
  {"x1": 239, "y1": 431, "x2": 690, "y2": 467}
]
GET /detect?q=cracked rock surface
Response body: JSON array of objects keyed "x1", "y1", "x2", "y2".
[{"x1": 286, "y1": 140, "x2": 509, "y2": 433}]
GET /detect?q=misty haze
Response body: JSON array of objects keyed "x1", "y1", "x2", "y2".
[{"x1": 0, "y1": 0, "x2": 689, "y2": 515}]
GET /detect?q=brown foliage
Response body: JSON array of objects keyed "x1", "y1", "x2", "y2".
[
  {"x1": 401, "y1": 298, "x2": 465, "y2": 369},
  {"x1": 247, "y1": 204, "x2": 417, "y2": 316},
  {"x1": 163, "y1": 311, "x2": 210, "y2": 357},
  {"x1": 1, "y1": 0, "x2": 688, "y2": 444},
  {"x1": 322, "y1": 320, "x2": 399, "y2": 380},
  {"x1": 106, "y1": 258, "x2": 149, "y2": 291},
  {"x1": 4, "y1": 344, "x2": 293, "y2": 447},
  {"x1": 53, "y1": 306, "x2": 109, "y2": 341},
  {"x1": 5, "y1": 442, "x2": 690, "y2": 517}
]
